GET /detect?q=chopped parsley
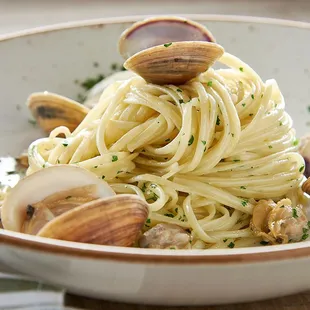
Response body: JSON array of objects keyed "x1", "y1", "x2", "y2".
[
  {"x1": 280, "y1": 205, "x2": 285, "y2": 208},
  {"x1": 231, "y1": 133, "x2": 235, "y2": 137},
  {"x1": 179, "y1": 99, "x2": 184, "y2": 104},
  {"x1": 175, "y1": 207, "x2": 178, "y2": 213},
  {"x1": 94, "y1": 165, "x2": 98, "y2": 168},
  {"x1": 260, "y1": 241, "x2": 269, "y2": 246},
  {"x1": 117, "y1": 170, "x2": 123, "y2": 174},
  {"x1": 268, "y1": 145, "x2": 273, "y2": 149},
  {"x1": 249, "y1": 113, "x2": 253, "y2": 117},
  {"x1": 303, "y1": 227, "x2": 308, "y2": 234},
  {"x1": 164, "y1": 42, "x2": 172, "y2": 47},
  {"x1": 241, "y1": 199, "x2": 248, "y2": 207},
  {"x1": 176, "y1": 88, "x2": 182, "y2": 92},
  {"x1": 239, "y1": 67, "x2": 244, "y2": 72},
  {"x1": 233, "y1": 159, "x2": 240, "y2": 162},
  {"x1": 81, "y1": 74, "x2": 104, "y2": 91},
  {"x1": 112, "y1": 155, "x2": 118, "y2": 162},
  {"x1": 111, "y1": 63, "x2": 118, "y2": 70},
  {"x1": 202, "y1": 140, "x2": 206, "y2": 145},
  {"x1": 42, "y1": 163, "x2": 46, "y2": 168},
  {"x1": 251, "y1": 94, "x2": 255, "y2": 99},
  {"x1": 292, "y1": 208, "x2": 298, "y2": 218},
  {"x1": 28, "y1": 119, "x2": 36, "y2": 125},
  {"x1": 216, "y1": 115, "x2": 220, "y2": 126},
  {"x1": 165, "y1": 138, "x2": 171, "y2": 142},
  {"x1": 228, "y1": 242, "x2": 235, "y2": 248},
  {"x1": 170, "y1": 247, "x2": 176, "y2": 250},
  {"x1": 101, "y1": 175, "x2": 105, "y2": 179},
  {"x1": 242, "y1": 103, "x2": 246, "y2": 107},
  {"x1": 146, "y1": 218, "x2": 151, "y2": 224},
  {"x1": 279, "y1": 121, "x2": 283, "y2": 126},
  {"x1": 164, "y1": 213, "x2": 174, "y2": 218},
  {"x1": 261, "y1": 94, "x2": 264, "y2": 98},
  {"x1": 301, "y1": 233, "x2": 309, "y2": 241},
  {"x1": 57, "y1": 159, "x2": 60, "y2": 164},
  {"x1": 207, "y1": 81, "x2": 212, "y2": 87},
  {"x1": 62, "y1": 142, "x2": 69, "y2": 147},
  {"x1": 299, "y1": 165, "x2": 305, "y2": 173},
  {"x1": 223, "y1": 239, "x2": 228, "y2": 243},
  {"x1": 240, "y1": 186, "x2": 246, "y2": 189},
  {"x1": 293, "y1": 139, "x2": 299, "y2": 146},
  {"x1": 188, "y1": 135, "x2": 194, "y2": 146},
  {"x1": 6, "y1": 171, "x2": 16, "y2": 175}
]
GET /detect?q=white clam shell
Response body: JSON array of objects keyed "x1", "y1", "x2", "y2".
[{"x1": 1, "y1": 165, "x2": 115, "y2": 232}]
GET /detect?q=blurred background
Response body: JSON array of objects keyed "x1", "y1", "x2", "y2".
[{"x1": 1, "y1": 0, "x2": 310, "y2": 35}]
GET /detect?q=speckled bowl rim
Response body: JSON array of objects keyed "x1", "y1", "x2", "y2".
[{"x1": 1, "y1": 14, "x2": 310, "y2": 264}]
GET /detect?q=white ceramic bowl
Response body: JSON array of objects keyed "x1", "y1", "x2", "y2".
[{"x1": 0, "y1": 15, "x2": 310, "y2": 306}]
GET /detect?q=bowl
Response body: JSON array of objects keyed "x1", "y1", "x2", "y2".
[{"x1": 0, "y1": 15, "x2": 310, "y2": 306}]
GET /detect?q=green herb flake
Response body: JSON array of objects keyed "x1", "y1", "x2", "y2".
[
  {"x1": 164, "y1": 42, "x2": 172, "y2": 48},
  {"x1": 251, "y1": 94, "x2": 255, "y2": 99},
  {"x1": 241, "y1": 199, "x2": 248, "y2": 207},
  {"x1": 207, "y1": 81, "x2": 212, "y2": 87},
  {"x1": 101, "y1": 175, "x2": 105, "y2": 179},
  {"x1": 112, "y1": 155, "x2": 118, "y2": 162},
  {"x1": 242, "y1": 103, "x2": 246, "y2": 107},
  {"x1": 240, "y1": 186, "x2": 246, "y2": 190},
  {"x1": 176, "y1": 88, "x2": 182, "y2": 92},
  {"x1": 201, "y1": 140, "x2": 206, "y2": 145},
  {"x1": 249, "y1": 113, "x2": 253, "y2": 117},
  {"x1": 117, "y1": 170, "x2": 123, "y2": 174},
  {"x1": 292, "y1": 208, "x2": 298, "y2": 218},
  {"x1": 94, "y1": 165, "x2": 98, "y2": 168},
  {"x1": 228, "y1": 242, "x2": 235, "y2": 248},
  {"x1": 280, "y1": 205, "x2": 285, "y2": 208},
  {"x1": 164, "y1": 213, "x2": 174, "y2": 218},
  {"x1": 223, "y1": 239, "x2": 228, "y2": 243},
  {"x1": 175, "y1": 207, "x2": 178, "y2": 213},
  {"x1": 233, "y1": 159, "x2": 240, "y2": 162},
  {"x1": 42, "y1": 163, "x2": 46, "y2": 168},
  {"x1": 216, "y1": 115, "x2": 220, "y2": 126},
  {"x1": 239, "y1": 67, "x2": 244, "y2": 72},
  {"x1": 293, "y1": 139, "x2": 299, "y2": 146},
  {"x1": 303, "y1": 227, "x2": 308, "y2": 234},
  {"x1": 62, "y1": 142, "x2": 68, "y2": 147},
  {"x1": 146, "y1": 218, "x2": 151, "y2": 224},
  {"x1": 165, "y1": 138, "x2": 171, "y2": 142},
  {"x1": 188, "y1": 135, "x2": 194, "y2": 146},
  {"x1": 57, "y1": 159, "x2": 60, "y2": 164},
  {"x1": 268, "y1": 145, "x2": 273, "y2": 149},
  {"x1": 111, "y1": 63, "x2": 118, "y2": 70},
  {"x1": 6, "y1": 171, "x2": 16, "y2": 175},
  {"x1": 299, "y1": 165, "x2": 305, "y2": 173},
  {"x1": 279, "y1": 121, "x2": 283, "y2": 126},
  {"x1": 302, "y1": 233, "x2": 309, "y2": 241},
  {"x1": 261, "y1": 94, "x2": 264, "y2": 98},
  {"x1": 81, "y1": 74, "x2": 105, "y2": 91},
  {"x1": 170, "y1": 247, "x2": 176, "y2": 250},
  {"x1": 28, "y1": 119, "x2": 36, "y2": 125},
  {"x1": 260, "y1": 241, "x2": 269, "y2": 246},
  {"x1": 179, "y1": 99, "x2": 184, "y2": 104}
]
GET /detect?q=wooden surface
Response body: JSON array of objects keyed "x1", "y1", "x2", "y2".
[{"x1": 65, "y1": 291, "x2": 310, "y2": 310}]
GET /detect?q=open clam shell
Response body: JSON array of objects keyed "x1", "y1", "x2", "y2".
[
  {"x1": 27, "y1": 92, "x2": 89, "y2": 134},
  {"x1": 118, "y1": 16, "x2": 224, "y2": 85},
  {"x1": 119, "y1": 16, "x2": 216, "y2": 59},
  {"x1": 38, "y1": 194, "x2": 149, "y2": 247},
  {"x1": 1, "y1": 165, "x2": 115, "y2": 232}
]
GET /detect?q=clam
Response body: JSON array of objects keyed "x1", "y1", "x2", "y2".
[
  {"x1": 27, "y1": 92, "x2": 89, "y2": 134},
  {"x1": 118, "y1": 16, "x2": 224, "y2": 85},
  {"x1": 1, "y1": 165, "x2": 149, "y2": 246},
  {"x1": 250, "y1": 199, "x2": 308, "y2": 244}
]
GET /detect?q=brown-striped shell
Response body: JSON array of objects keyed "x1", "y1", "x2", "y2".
[
  {"x1": 118, "y1": 16, "x2": 224, "y2": 85},
  {"x1": 27, "y1": 92, "x2": 89, "y2": 134}
]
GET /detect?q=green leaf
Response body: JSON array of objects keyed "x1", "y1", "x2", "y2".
[
  {"x1": 164, "y1": 43, "x2": 172, "y2": 47},
  {"x1": 112, "y1": 155, "x2": 118, "y2": 162},
  {"x1": 188, "y1": 135, "x2": 194, "y2": 146},
  {"x1": 228, "y1": 242, "x2": 235, "y2": 248},
  {"x1": 207, "y1": 81, "x2": 212, "y2": 87}
]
